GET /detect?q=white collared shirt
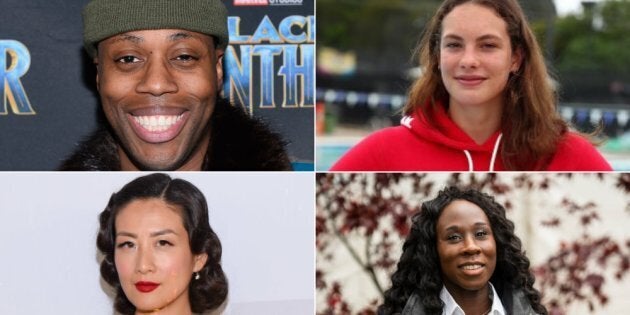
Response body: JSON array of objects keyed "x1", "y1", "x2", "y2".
[{"x1": 440, "y1": 282, "x2": 507, "y2": 315}]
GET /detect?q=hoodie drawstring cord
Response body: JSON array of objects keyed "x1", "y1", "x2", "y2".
[
  {"x1": 489, "y1": 133, "x2": 503, "y2": 172},
  {"x1": 463, "y1": 150, "x2": 474, "y2": 171},
  {"x1": 462, "y1": 133, "x2": 503, "y2": 172}
]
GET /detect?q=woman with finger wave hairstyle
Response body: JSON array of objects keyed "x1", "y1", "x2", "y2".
[
  {"x1": 331, "y1": 0, "x2": 611, "y2": 171},
  {"x1": 97, "y1": 173, "x2": 228, "y2": 315},
  {"x1": 379, "y1": 187, "x2": 547, "y2": 315}
]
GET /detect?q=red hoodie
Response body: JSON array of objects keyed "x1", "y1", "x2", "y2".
[{"x1": 330, "y1": 105, "x2": 612, "y2": 171}]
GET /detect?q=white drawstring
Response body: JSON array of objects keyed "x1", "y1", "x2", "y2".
[
  {"x1": 463, "y1": 150, "x2": 473, "y2": 171},
  {"x1": 489, "y1": 133, "x2": 503, "y2": 172},
  {"x1": 462, "y1": 133, "x2": 503, "y2": 172}
]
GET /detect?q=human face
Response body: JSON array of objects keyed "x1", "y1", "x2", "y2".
[
  {"x1": 96, "y1": 29, "x2": 224, "y2": 171},
  {"x1": 439, "y1": 3, "x2": 521, "y2": 111},
  {"x1": 114, "y1": 198, "x2": 207, "y2": 314},
  {"x1": 436, "y1": 199, "x2": 497, "y2": 295}
]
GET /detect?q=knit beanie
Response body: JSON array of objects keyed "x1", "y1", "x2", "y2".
[{"x1": 82, "y1": 0, "x2": 229, "y2": 58}]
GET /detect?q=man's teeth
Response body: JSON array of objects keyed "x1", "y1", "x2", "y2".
[
  {"x1": 462, "y1": 264, "x2": 483, "y2": 270},
  {"x1": 133, "y1": 115, "x2": 183, "y2": 132}
]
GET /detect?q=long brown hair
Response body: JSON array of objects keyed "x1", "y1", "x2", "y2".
[{"x1": 404, "y1": 0, "x2": 567, "y2": 170}]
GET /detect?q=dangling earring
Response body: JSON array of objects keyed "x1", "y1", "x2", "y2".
[{"x1": 194, "y1": 272, "x2": 200, "y2": 280}]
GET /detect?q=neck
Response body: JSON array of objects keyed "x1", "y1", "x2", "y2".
[
  {"x1": 448, "y1": 99, "x2": 502, "y2": 145},
  {"x1": 445, "y1": 283, "x2": 492, "y2": 315},
  {"x1": 133, "y1": 289, "x2": 194, "y2": 315},
  {"x1": 135, "y1": 308, "x2": 192, "y2": 315}
]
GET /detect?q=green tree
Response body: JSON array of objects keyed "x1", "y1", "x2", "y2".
[{"x1": 555, "y1": 0, "x2": 630, "y2": 74}]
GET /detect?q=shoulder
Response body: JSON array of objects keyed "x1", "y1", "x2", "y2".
[
  {"x1": 510, "y1": 289, "x2": 540, "y2": 315},
  {"x1": 329, "y1": 126, "x2": 412, "y2": 171},
  {"x1": 400, "y1": 293, "x2": 426, "y2": 315},
  {"x1": 350, "y1": 126, "x2": 413, "y2": 148},
  {"x1": 58, "y1": 127, "x2": 119, "y2": 171},
  {"x1": 547, "y1": 132, "x2": 612, "y2": 171},
  {"x1": 207, "y1": 99, "x2": 292, "y2": 171}
]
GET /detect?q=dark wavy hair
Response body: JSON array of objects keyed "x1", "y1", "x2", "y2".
[
  {"x1": 378, "y1": 186, "x2": 547, "y2": 315},
  {"x1": 96, "y1": 173, "x2": 228, "y2": 314}
]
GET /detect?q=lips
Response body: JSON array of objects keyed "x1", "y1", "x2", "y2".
[
  {"x1": 133, "y1": 114, "x2": 184, "y2": 132},
  {"x1": 458, "y1": 262, "x2": 485, "y2": 275},
  {"x1": 455, "y1": 75, "x2": 486, "y2": 87},
  {"x1": 127, "y1": 110, "x2": 190, "y2": 144},
  {"x1": 135, "y1": 281, "x2": 160, "y2": 293}
]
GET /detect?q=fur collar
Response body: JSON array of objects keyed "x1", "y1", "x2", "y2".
[{"x1": 59, "y1": 98, "x2": 292, "y2": 171}]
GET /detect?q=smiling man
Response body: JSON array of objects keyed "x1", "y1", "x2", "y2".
[{"x1": 60, "y1": 0, "x2": 291, "y2": 171}]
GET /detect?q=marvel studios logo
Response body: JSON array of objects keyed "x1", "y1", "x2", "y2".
[
  {"x1": 268, "y1": 0, "x2": 303, "y2": 5},
  {"x1": 234, "y1": 0, "x2": 303, "y2": 6}
]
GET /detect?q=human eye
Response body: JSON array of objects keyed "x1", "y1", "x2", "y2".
[
  {"x1": 157, "y1": 239, "x2": 173, "y2": 247},
  {"x1": 481, "y1": 42, "x2": 498, "y2": 49},
  {"x1": 443, "y1": 42, "x2": 462, "y2": 49},
  {"x1": 446, "y1": 233, "x2": 462, "y2": 242},
  {"x1": 115, "y1": 55, "x2": 141, "y2": 64},
  {"x1": 116, "y1": 241, "x2": 135, "y2": 249},
  {"x1": 475, "y1": 229, "x2": 490, "y2": 238},
  {"x1": 174, "y1": 54, "x2": 199, "y2": 62}
]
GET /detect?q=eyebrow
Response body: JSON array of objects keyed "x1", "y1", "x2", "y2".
[
  {"x1": 110, "y1": 32, "x2": 200, "y2": 44},
  {"x1": 111, "y1": 34, "x2": 143, "y2": 44},
  {"x1": 444, "y1": 222, "x2": 489, "y2": 231},
  {"x1": 116, "y1": 229, "x2": 178, "y2": 238},
  {"x1": 169, "y1": 32, "x2": 194, "y2": 41},
  {"x1": 442, "y1": 34, "x2": 502, "y2": 42},
  {"x1": 168, "y1": 32, "x2": 208, "y2": 46}
]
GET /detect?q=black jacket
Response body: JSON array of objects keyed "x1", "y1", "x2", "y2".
[
  {"x1": 401, "y1": 288, "x2": 538, "y2": 315},
  {"x1": 59, "y1": 98, "x2": 292, "y2": 171}
]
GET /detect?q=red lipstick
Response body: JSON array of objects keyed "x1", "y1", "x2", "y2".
[{"x1": 135, "y1": 281, "x2": 160, "y2": 293}]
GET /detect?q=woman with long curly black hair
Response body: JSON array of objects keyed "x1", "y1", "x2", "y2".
[{"x1": 379, "y1": 186, "x2": 546, "y2": 315}]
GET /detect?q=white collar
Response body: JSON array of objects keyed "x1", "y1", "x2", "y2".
[{"x1": 440, "y1": 282, "x2": 506, "y2": 315}]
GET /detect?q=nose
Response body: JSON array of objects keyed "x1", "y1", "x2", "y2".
[
  {"x1": 135, "y1": 57, "x2": 178, "y2": 96},
  {"x1": 459, "y1": 47, "x2": 480, "y2": 69},
  {"x1": 462, "y1": 236, "x2": 482, "y2": 255},
  {"x1": 135, "y1": 246, "x2": 155, "y2": 274}
]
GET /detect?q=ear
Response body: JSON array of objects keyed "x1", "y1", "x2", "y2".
[
  {"x1": 510, "y1": 48, "x2": 523, "y2": 73},
  {"x1": 193, "y1": 253, "x2": 208, "y2": 273},
  {"x1": 215, "y1": 49, "x2": 224, "y2": 90}
]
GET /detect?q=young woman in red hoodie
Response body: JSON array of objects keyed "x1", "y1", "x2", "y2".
[{"x1": 331, "y1": 0, "x2": 612, "y2": 171}]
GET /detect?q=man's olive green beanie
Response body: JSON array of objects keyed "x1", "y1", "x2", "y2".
[{"x1": 82, "y1": 0, "x2": 229, "y2": 58}]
